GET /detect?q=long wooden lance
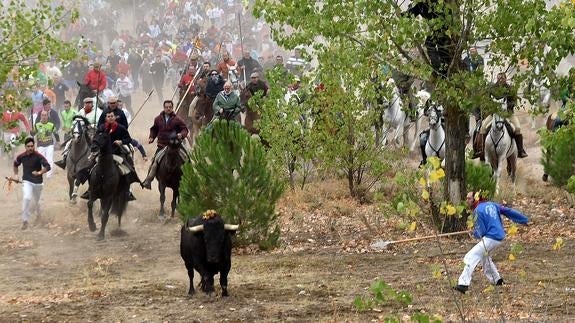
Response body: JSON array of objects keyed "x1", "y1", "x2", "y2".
[
  {"x1": 170, "y1": 46, "x2": 201, "y2": 101},
  {"x1": 128, "y1": 89, "x2": 154, "y2": 127},
  {"x1": 174, "y1": 66, "x2": 202, "y2": 115},
  {"x1": 238, "y1": 11, "x2": 247, "y2": 86}
]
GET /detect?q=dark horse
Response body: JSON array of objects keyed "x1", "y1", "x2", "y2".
[
  {"x1": 74, "y1": 81, "x2": 105, "y2": 110},
  {"x1": 66, "y1": 115, "x2": 95, "y2": 204},
  {"x1": 87, "y1": 130, "x2": 130, "y2": 241},
  {"x1": 156, "y1": 136, "x2": 188, "y2": 219}
]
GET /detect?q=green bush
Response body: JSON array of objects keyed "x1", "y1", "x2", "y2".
[
  {"x1": 465, "y1": 160, "x2": 496, "y2": 199},
  {"x1": 178, "y1": 120, "x2": 285, "y2": 247},
  {"x1": 540, "y1": 107, "x2": 575, "y2": 186}
]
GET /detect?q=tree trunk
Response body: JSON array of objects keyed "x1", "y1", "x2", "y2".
[{"x1": 443, "y1": 102, "x2": 468, "y2": 232}]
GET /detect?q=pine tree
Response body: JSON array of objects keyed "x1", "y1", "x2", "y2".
[{"x1": 179, "y1": 120, "x2": 285, "y2": 247}]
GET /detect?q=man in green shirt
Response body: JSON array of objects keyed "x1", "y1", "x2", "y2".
[
  {"x1": 60, "y1": 100, "x2": 77, "y2": 142},
  {"x1": 213, "y1": 81, "x2": 241, "y2": 121},
  {"x1": 32, "y1": 110, "x2": 57, "y2": 178}
]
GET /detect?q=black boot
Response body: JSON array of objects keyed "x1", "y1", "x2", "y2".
[
  {"x1": 515, "y1": 134, "x2": 528, "y2": 158},
  {"x1": 471, "y1": 133, "x2": 487, "y2": 161},
  {"x1": 419, "y1": 130, "x2": 428, "y2": 166},
  {"x1": 472, "y1": 133, "x2": 485, "y2": 159},
  {"x1": 55, "y1": 159, "x2": 66, "y2": 169},
  {"x1": 453, "y1": 284, "x2": 469, "y2": 294}
]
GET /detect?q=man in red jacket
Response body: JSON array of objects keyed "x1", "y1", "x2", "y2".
[
  {"x1": 141, "y1": 100, "x2": 189, "y2": 189},
  {"x1": 83, "y1": 62, "x2": 107, "y2": 95}
]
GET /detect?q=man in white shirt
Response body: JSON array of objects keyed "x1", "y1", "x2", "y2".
[{"x1": 115, "y1": 72, "x2": 134, "y2": 113}]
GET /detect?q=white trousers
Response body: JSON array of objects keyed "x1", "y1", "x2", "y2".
[
  {"x1": 22, "y1": 180, "x2": 43, "y2": 222},
  {"x1": 37, "y1": 145, "x2": 54, "y2": 178},
  {"x1": 458, "y1": 237, "x2": 502, "y2": 286}
]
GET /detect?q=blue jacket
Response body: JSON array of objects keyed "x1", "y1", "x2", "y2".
[{"x1": 473, "y1": 202, "x2": 529, "y2": 241}]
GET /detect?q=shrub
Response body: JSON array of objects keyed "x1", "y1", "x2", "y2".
[
  {"x1": 540, "y1": 104, "x2": 575, "y2": 186},
  {"x1": 465, "y1": 160, "x2": 496, "y2": 199},
  {"x1": 178, "y1": 120, "x2": 285, "y2": 247}
]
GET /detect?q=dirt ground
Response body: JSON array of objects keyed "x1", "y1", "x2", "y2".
[{"x1": 0, "y1": 94, "x2": 574, "y2": 322}]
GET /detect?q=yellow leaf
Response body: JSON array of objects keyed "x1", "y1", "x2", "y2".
[
  {"x1": 552, "y1": 237, "x2": 564, "y2": 251},
  {"x1": 432, "y1": 268, "x2": 442, "y2": 279},
  {"x1": 483, "y1": 285, "x2": 495, "y2": 293},
  {"x1": 508, "y1": 253, "x2": 516, "y2": 261},
  {"x1": 441, "y1": 203, "x2": 457, "y2": 216},
  {"x1": 429, "y1": 169, "x2": 446, "y2": 183},
  {"x1": 428, "y1": 156, "x2": 440, "y2": 169},
  {"x1": 422, "y1": 189, "x2": 430, "y2": 201},
  {"x1": 408, "y1": 221, "x2": 417, "y2": 232},
  {"x1": 518, "y1": 269, "x2": 526, "y2": 279},
  {"x1": 538, "y1": 281, "x2": 546, "y2": 288},
  {"x1": 466, "y1": 216, "x2": 475, "y2": 229},
  {"x1": 419, "y1": 177, "x2": 427, "y2": 187},
  {"x1": 508, "y1": 224, "x2": 518, "y2": 236}
]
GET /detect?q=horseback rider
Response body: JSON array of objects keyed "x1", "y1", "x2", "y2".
[
  {"x1": 97, "y1": 96, "x2": 128, "y2": 129},
  {"x1": 83, "y1": 62, "x2": 107, "y2": 97},
  {"x1": 75, "y1": 111, "x2": 140, "y2": 201},
  {"x1": 55, "y1": 97, "x2": 102, "y2": 170},
  {"x1": 213, "y1": 81, "x2": 242, "y2": 121},
  {"x1": 473, "y1": 72, "x2": 528, "y2": 159},
  {"x1": 99, "y1": 111, "x2": 139, "y2": 183},
  {"x1": 141, "y1": 100, "x2": 189, "y2": 190}
]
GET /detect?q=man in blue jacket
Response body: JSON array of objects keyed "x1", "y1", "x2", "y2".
[{"x1": 454, "y1": 191, "x2": 529, "y2": 294}]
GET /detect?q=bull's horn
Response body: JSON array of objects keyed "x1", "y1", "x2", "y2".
[
  {"x1": 188, "y1": 225, "x2": 204, "y2": 232},
  {"x1": 224, "y1": 224, "x2": 239, "y2": 231}
]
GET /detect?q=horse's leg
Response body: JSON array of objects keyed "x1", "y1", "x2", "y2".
[
  {"x1": 68, "y1": 175, "x2": 76, "y2": 204},
  {"x1": 508, "y1": 156, "x2": 517, "y2": 185},
  {"x1": 171, "y1": 187, "x2": 179, "y2": 218},
  {"x1": 97, "y1": 199, "x2": 111, "y2": 241},
  {"x1": 87, "y1": 198, "x2": 97, "y2": 232},
  {"x1": 159, "y1": 183, "x2": 166, "y2": 218}
]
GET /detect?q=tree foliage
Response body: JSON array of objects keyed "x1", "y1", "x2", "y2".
[
  {"x1": 253, "y1": 0, "x2": 575, "y2": 223},
  {"x1": 0, "y1": 0, "x2": 78, "y2": 90},
  {"x1": 540, "y1": 100, "x2": 575, "y2": 186},
  {"x1": 178, "y1": 120, "x2": 284, "y2": 247}
]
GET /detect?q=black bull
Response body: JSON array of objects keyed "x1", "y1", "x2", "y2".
[{"x1": 180, "y1": 215, "x2": 238, "y2": 296}]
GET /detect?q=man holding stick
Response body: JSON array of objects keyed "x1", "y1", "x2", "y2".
[
  {"x1": 11, "y1": 137, "x2": 51, "y2": 230},
  {"x1": 453, "y1": 191, "x2": 529, "y2": 294}
]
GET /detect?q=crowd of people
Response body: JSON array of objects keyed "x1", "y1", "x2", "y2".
[{"x1": 1, "y1": 0, "x2": 310, "y2": 230}]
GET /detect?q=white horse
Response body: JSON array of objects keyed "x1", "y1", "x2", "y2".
[
  {"x1": 376, "y1": 79, "x2": 411, "y2": 147},
  {"x1": 485, "y1": 113, "x2": 517, "y2": 195},
  {"x1": 422, "y1": 104, "x2": 445, "y2": 165}
]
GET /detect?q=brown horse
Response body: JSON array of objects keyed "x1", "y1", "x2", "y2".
[
  {"x1": 239, "y1": 87, "x2": 261, "y2": 136},
  {"x1": 187, "y1": 77, "x2": 215, "y2": 147}
]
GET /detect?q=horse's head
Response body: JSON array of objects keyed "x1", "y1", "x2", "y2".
[
  {"x1": 491, "y1": 96, "x2": 507, "y2": 112},
  {"x1": 71, "y1": 115, "x2": 91, "y2": 139},
  {"x1": 492, "y1": 114, "x2": 506, "y2": 132},
  {"x1": 89, "y1": 130, "x2": 111, "y2": 159},
  {"x1": 167, "y1": 132, "x2": 183, "y2": 148},
  {"x1": 428, "y1": 105, "x2": 442, "y2": 129}
]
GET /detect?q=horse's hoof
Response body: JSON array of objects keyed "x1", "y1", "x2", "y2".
[
  {"x1": 542, "y1": 174, "x2": 548, "y2": 182},
  {"x1": 69, "y1": 198, "x2": 77, "y2": 205},
  {"x1": 89, "y1": 223, "x2": 97, "y2": 232},
  {"x1": 96, "y1": 233, "x2": 105, "y2": 241}
]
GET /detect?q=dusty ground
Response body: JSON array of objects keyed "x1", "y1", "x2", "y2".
[{"x1": 0, "y1": 95, "x2": 574, "y2": 322}]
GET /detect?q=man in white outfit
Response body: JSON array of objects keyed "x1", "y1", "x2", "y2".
[{"x1": 11, "y1": 137, "x2": 51, "y2": 230}]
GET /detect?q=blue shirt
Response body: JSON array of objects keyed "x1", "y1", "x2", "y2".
[{"x1": 473, "y1": 202, "x2": 529, "y2": 241}]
